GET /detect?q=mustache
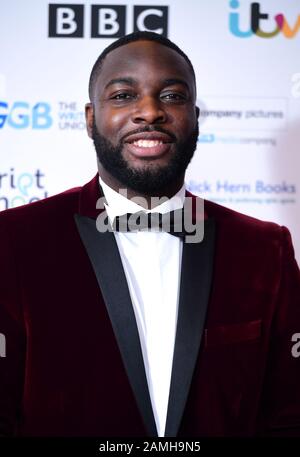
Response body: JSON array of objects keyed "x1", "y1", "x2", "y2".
[{"x1": 121, "y1": 126, "x2": 177, "y2": 143}]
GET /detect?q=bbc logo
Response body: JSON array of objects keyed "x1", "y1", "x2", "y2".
[{"x1": 48, "y1": 4, "x2": 169, "y2": 38}]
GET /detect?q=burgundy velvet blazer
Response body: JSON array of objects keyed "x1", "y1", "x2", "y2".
[{"x1": 0, "y1": 174, "x2": 300, "y2": 437}]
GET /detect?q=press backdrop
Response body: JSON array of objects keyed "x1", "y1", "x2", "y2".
[{"x1": 1, "y1": 0, "x2": 299, "y2": 261}]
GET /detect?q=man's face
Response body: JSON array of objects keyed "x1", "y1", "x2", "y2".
[{"x1": 86, "y1": 40, "x2": 199, "y2": 195}]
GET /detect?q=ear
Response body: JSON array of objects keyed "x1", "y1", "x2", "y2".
[
  {"x1": 85, "y1": 102, "x2": 94, "y2": 139},
  {"x1": 195, "y1": 106, "x2": 200, "y2": 118}
]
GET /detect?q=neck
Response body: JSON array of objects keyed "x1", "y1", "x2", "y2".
[{"x1": 98, "y1": 166, "x2": 184, "y2": 209}]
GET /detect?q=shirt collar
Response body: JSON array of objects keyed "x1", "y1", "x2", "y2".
[{"x1": 99, "y1": 176, "x2": 186, "y2": 224}]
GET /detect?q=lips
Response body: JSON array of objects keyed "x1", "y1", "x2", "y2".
[
  {"x1": 123, "y1": 131, "x2": 174, "y2": 159},
  {"x1": 124, "y1": 131, "x2": 174, "y2": 143}
]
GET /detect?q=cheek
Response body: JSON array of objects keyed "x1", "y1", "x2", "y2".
[
  {"x1": 96, "y1": 108, "x2": 129, "y2": 138},
  {"x1": 172, "y1": 110, "x2": 196, "y2": 136},
  {"x1": 169, "y1": 104, "x2": 196, "y2": 123}
]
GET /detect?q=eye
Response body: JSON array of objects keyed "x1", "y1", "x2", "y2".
[
  {"x1": 160, "y1": 92, "x2": 187, "y2": 102},
  {"x1": 110, "y1": 92, "x2": 136, "y2": 101}
]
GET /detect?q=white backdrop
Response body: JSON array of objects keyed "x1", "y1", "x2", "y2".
[{"x1": 1, "y1": 0, "x2": 299, "y2": 261}]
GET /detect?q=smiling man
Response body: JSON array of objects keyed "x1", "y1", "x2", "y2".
[
  {"x1": 84, "y1": 34, "x2": 202, "y2": 437},
  {"x1": 86, "y1": 34, "x2": 199, "y2": 202},
  {"x1": 0, "y1": 32, "x2": 300, "y2": 438}
]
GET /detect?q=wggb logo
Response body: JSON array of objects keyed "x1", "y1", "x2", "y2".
[
  {"x1": 0, "y1": 102, "x2": 53, "y2": 129},
  {"x1": 48, "y1": 3, "x2": 168, "y2": 38},
  {"x1": 229, "y1": 0, "x2": 300, "y2": 38}
]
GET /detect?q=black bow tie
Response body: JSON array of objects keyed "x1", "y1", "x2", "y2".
[{"x1": 112, "y1": 209, "x2": 188, "y2": 239}]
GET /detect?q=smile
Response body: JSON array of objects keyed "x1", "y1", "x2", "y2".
[
  {"x1": 125, "y1": 139, "x2": 172, "y2": 159},
  {"x1": 123, "y1": 131, "x2": 175, "y2": 158},
  {"x1": 133, "y1": 139, "x2": 164, "y2": 148}
]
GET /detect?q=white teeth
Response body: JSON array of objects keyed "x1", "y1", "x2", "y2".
[{"x1": 133, "y1": 139, "x2": 163, "y2": 148}]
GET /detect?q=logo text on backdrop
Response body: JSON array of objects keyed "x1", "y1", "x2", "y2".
[
  {"x1": 0, "y1": 102, "x2": 52, "y2": 129},
  {"x1": 48, "y1": 4, "x2": 169, "y2": 38},
  {"x1": 229, "y1": 0, "x2": 300, "y2": 38}
]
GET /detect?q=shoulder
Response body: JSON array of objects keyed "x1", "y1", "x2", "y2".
[
  {"x1": 204, "y1": 198, "x2": 280, "y2": 233},
  {"x1": 0, "y1": 185, "x2": 83, "y2": 246},
  {"x1": 199, "y1": 198, "x2": 299, "y2": 287},
  {"x1": 187, "y1": 192, "x2": 294, "y2": 258},
  {"x1": 0, "y1": 185, "x2": 81, "y2": 224}
]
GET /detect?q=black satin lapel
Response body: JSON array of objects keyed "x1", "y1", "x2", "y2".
[
  {"x1": 74, "y1": 214, "x2": 157, "y2": 437},
  {"x1": 164, "y1": 218, "x2": 216, "y2": 437}
]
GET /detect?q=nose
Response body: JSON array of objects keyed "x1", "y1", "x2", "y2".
[{"x1": 131, "y1": 96, "x2": 167, "y2": 125}]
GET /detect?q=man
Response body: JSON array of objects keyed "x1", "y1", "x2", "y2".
[{"x1": 0, "y1": 31, "x2": 300, "y2": 437}]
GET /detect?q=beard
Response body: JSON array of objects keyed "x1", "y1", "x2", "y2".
[{"x1": 92, "y1": 120, "x2": 199, "y2": 195}]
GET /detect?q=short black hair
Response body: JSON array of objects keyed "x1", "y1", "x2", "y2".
[{"x1": 88, "y1": 31, "x2": 196, "y2": 100}]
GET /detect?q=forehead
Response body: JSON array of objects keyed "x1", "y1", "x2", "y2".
[{"x1": 95, "y1": 40, "x2": 195, "y2": 93}]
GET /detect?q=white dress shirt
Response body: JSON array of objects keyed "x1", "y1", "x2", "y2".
[{"x1": 99, "y1": 177, "x2": 185, "y2": 437}]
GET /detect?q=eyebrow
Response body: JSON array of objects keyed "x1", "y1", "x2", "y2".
[
  {"x1": 105, "y1": 77, "x2": 190, "y2": 90},
  {"x1": 163, "y1": 78, "x2": 190, "y2": 90},
  {"x1": 105, "y1": 78, "x2": 135, "y2": 89}
]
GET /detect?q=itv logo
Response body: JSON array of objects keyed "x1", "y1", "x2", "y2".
[{"x1": 229, "y1": 0, "x2": 300, "y2": 38}]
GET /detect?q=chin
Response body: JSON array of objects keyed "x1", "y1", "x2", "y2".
[{"x1": 125, "y1": 155, "x2": 172, "y2": 170}]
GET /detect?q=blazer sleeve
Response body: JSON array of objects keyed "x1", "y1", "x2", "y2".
[
  {"x1": 0, "y1": 213, "x2": 26, "y2": 436},
  {"x1": 257, "y1": 226, "x2": 300, "y2": 436}
]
